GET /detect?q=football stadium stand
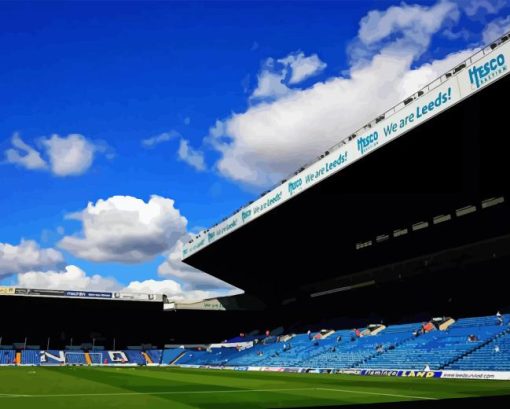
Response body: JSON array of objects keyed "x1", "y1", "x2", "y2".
[
  {"x1": 21, "y1": 350, "x2": 39, "y2": 365},
  {"x1": 176, "y1": 313, "x2": 510, "y2": 371},
  {"x1": 146, "y1": 349, "x2": 163, "y2": 364},
  {"x1": 161, "y1": 348, "x2": 186, "y2": 365},
  {"x1": 123, "y1": 350, "x2": 149, "y2": 365},
  {"x1": 0, "y1": 313, "x2": 509, "y2": 374},
  {"x1": 0, "y1": 350, "x2": 15, "y2": 365}
]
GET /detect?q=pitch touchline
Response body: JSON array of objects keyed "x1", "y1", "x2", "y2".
[
  {"x1": 0, "y1": 388, "x2": 316, "y2": 398},
  {"x1": 0, "y1": 387, "x2": 437, "y2": 400},
  {"x1": 317, "y1": 387, "x2": 438, "y2": 400}
]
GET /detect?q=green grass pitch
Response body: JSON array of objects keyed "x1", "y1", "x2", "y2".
[{"x1": 1, "y1": 367, "x2": 509, "y2": 408}]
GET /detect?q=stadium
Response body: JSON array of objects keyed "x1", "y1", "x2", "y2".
[{"x1": 2, "y1": 21, "x2": 510, "y2": 409}]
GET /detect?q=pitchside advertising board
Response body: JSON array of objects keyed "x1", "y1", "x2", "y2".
[
  {"x1": 183, "y1": 38, "x2": 510, "y2": 260},
  {"x1": 0, "y1": 286, "x2": 162, "y2": 302},
  {"x1": 175, "y1": 365, "x2": 510, "y2": 380}
]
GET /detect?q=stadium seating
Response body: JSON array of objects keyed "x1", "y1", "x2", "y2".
[
  {"x1": 40, "y1": 350, "x2": 66, "y2": 365},
  {"x1": 161, "y1": 348, "x2": 186, "y2": 365},
  {"x1": 362, "y1": 316, "x2": 509, "y2": 370},
  {"x1": 88, "y1": 352, "x2": 103, "y2": 364},
  {"x1": 21, "y1": 350, "x2": 40, "y2": 365},
  {"x1": 64, "y1": 352, "x2": 87, "y2": 364},
  {"x1": 123, "y1": 350, "x2": 148, "y2": 365},
  {"x1": 1, "y1": 313, "x2": 508, "y2": 371},
  {"x1": 0, "y1": 350, "x2": 15, "y2": 365},
  {"x1": 146, "y1": 349, "x2": 163, "y2": 364},
  {"x1": 175, "y1": 314, "x2": 510, "y2": 371},
  {"x1": 445, "y1": 318, "x2": 510, "y2": 371}
]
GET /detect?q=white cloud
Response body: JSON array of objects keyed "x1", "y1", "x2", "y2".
[
  {"x1": 42, "y1": 134, "x2": 97, "y2": 176},
  {"x1": 4, "y1": 133, "x2": 47, "y2": 170},
  {"x1": 0, "y1": 240, "x2": 64, "y2": 279},
  {"x1": 4, "y1": 133, "x2": 107, "y2": 176},
  {"x1": 59, "y1": 195, "x2": 187, "y2": 263},
  {"x1": 351, "y1": 1, "x2": 459, "y2": 66},
  {"x1": 278, "y1": 52, "x2": 327, "y2": 84},
  {"x1": 124, "y1": 278, "x2": 240, "y2": 303},
  {"x1": 250, "y1": 52, "x2": 326, "y2": 99},
  {"x1": 251, "y1": 58, "x2": 292, "y2": 100},
  {"x1": 461, "y1": 0, "x2": 507, "y2": 17},
  {"x1": 17, "y1": 265, "x2": 120, "y2": 291},
  {"x1": 177, "y1": 139, "x2": 206, "y2": 171},
  {"x1": 158, "y1": 236, "x2": 241, "y2": 292},
  {"x1": 358, "y1": 1, "x2": 458, "y2": 45},
  {"x1": 483, "y1": 15, "x2": 510, "y2": 43},
  {"x1": 207, "y1": 1, "x2": 468, "y2": 187},
  {"x1": 141, "y1": 130, "x2": 180, "y2": 148}
]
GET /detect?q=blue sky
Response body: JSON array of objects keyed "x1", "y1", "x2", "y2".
[{"x1": 1, "y1": 0, "x2": 509, "y2": 301}]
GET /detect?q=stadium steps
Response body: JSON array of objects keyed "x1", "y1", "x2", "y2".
[
  {"x1": 142, "y1": 352, "x2": 153, "y2": 364},
  {"x1": 439, "y1": 318, "x2": 455, "y2": 331},
  {"x1": 440, "y1": 327, "x2": 510, "y2": 370},
  {"x1": 170, "y1": 351, "x2": 188, "y2": 365},
  {"x1": 85, "y1": 352, "x2": 92, "y2": 365},
  {"x1": 353, "y1": 334, "x2": 416, "y2": 368}
]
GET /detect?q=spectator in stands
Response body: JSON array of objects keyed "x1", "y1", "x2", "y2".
[
  {"x1": 495, "y1": 345, "x2": 500, "y2": 353},
  {"x1": 423, "y1": 322, "x2": 434, "y2": 332},
  {"x1": 355, "y1": 328, "x2": 361, "y2": 337},
  {"x1": 307, "y1": 330, "x2": 312, "y2": 340},
  {"x1": 424, "y1": 364, "x2": 431, "y2": 371},
  {"x1": 336, "y1": 335, "x2": 342, "y2": 343},
  {"x1": 497, "y1": 311, "x2": 504, "y2": 326},
  {"x1": 330, "y1": 346, "x2": 336, "y2": 353}
]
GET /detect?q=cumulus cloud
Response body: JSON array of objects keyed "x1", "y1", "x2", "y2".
[
  {"x1": 251, "y1": 58, "x2": 293, "y2": 100},
  {"x1": 4, "y1": 133, "x2": 107, "y2": 176},
  {"x1": 59, "y1": 195, "x2": 187, "y2": 263},
  {"x1": 251, "y1": 52, "x2": 326, "y2": 100},
  {"x1": 461, "y1": 0, "x2": 507, "y2": 17},
  {"x1": 125, "y1": 278, "x2": 241, "y2": 302},
  {"x1": 4, "y1": 133, "x2": 47, "y2": 170},
  {"x1": 483, "y1": 15, "x2": 510, "y2": 43},
  {"x1": 177, "y1": 139, "x2": 206, "y2": 171},
  {"x1": 158, "y1": 236, "x2": 240, "y2": 292},
  {"x1": 278, "y1": 52, "x2": 327, "y2": 84},
  {"x1": 0, "y1": 240, "x2": 65, "y2": 279},
  {"x1": 42, "y1": 134, "x2": 97, "y2": 176},
  {"x1": 17, "y1": 265, "x2": 120, "y2": 291},
  {"x1": 14, "y1": 260, "x2": 234, "y2": 303},
  {"x1": 206, "y1": 1, "x2": 470, "y2": 187},
  {"x1": 350, "y1": 0, "x2": 459, "y2": 66},
  {"x1": 141, "y1": 130, "x2": 180, "y2": 148}
]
